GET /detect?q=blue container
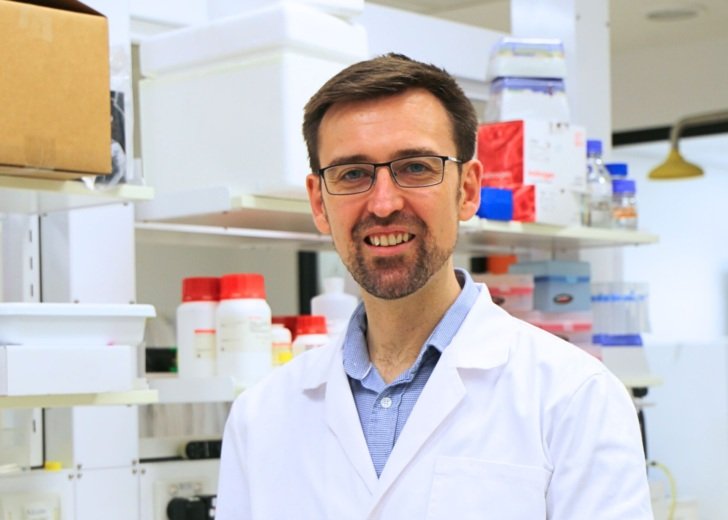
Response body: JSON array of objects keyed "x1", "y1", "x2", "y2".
[
  {"x1": 477, "y1": 187, "x2": 513, "y2": 221},
  {"x1": 508, "y1": 260, "x2": 591, "y2": 312}
]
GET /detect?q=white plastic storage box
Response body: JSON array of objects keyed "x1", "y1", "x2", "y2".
[
  {"x1": 0, "y1": 344, "x2": 135, "y2": 396},
  {"x1": 138, "y1": 2, "x2": 367, "y2": 199},
  {"x1": 508, "y1": 260, "x2": 591, "y2": 312},
  {"x1": 514, "y1": 310, "x2": 599, "y2": 359},
  {"x1": 472, "y1": 273, "x2": 534, "y2": 312},
  {"x1": 595, "y1": 334, "x2": 650, "y2": 381},
  {"x1": 0, "y1": 303, "x2": 155, "y2": 346}
]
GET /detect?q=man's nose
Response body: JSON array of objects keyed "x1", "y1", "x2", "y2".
[{"x1": 366, "y1": 165, "x2": 405, "y2": 217}]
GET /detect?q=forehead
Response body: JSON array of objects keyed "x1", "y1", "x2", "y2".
[{"x1": 317, "y1": 89, "x2": 455, "y2": 162}]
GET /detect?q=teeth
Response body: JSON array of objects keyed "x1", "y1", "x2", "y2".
[{"x1": 369, "y1": 232, "x2": 411, "y2": 247}]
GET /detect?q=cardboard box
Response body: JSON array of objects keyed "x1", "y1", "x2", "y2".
[
  {"x1": 0, "y1": 0, "x2": 110, "y2": 179},
  {"x1": 477, "y1": 120, "x2": 586, "y2": 192},
  {"x1": 512, "y1": 184, "x2": 582, "y2": 226}
]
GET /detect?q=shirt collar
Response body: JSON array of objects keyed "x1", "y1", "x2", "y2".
[{"x1": 342, "y1": 268, "x2": 481, "y2": 381}]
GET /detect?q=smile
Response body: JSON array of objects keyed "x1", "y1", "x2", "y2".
[{"x1": 366, "y1": 232, "x2": 413, "y2": 247}]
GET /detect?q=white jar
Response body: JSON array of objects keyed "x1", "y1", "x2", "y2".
[
  {"x1": 176, "y1": 277, "x2": 219, "y2": 378},
  {"x1": 216, "y1": 273, "x2": 272, "y2": 388},
  {"x1": 271, "y1": 323, "x2": 293, "y2": 366},
  {"x1": 292, "y1": 315, "x2": 329, "y2": 357},
  {"x1": 311, "y1": 277, "x2": 358, "y2": 341}
]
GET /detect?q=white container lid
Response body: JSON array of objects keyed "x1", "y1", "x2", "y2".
[
  {"x1": 0, "y1": 303, "x2": 156, "y2": 347},
  {"x1": 140, "y1": 2, "x2": 368, "y2": 77}
]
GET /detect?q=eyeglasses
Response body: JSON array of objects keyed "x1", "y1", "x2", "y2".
[{"x1": 318, "y1": 155, "x2": 462, "y2": 195}]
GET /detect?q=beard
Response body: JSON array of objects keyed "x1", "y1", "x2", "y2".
[{"x1": 336, "y1": 212, "x2": 455, "y2": 300}]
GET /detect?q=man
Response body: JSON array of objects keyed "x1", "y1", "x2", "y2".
[{"x1": 216, "y1": 53, "x2": 652, "y2": 519}]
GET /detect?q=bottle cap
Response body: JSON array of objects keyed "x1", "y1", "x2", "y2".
[
  {"x1": 181, "y1": 277, "x2": 220, "y2": 302},
  {"x1": 219, "y1": 273, "x2": 266, "y2": 300},
  {"x1": 44, "y1": 460, "x2": 62, "y2": 471},
  {"x1": 296, "y1": 315, "x2": 327, "y2": 335},
  {"x1": 605, "y1": 163, "x2": 628, "y2": 177},
  {"x1": 586, "y1": 139, "x2": 602, "y2": 155},
  {"x1": 612, "y1": 179, "x2": 636, "y2": 194},
  {"x1": 323, "y1": 277, "x2": 345, "y2": 293}
]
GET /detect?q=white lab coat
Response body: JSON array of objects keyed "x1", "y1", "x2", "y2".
[{"x1": 216, "y1": 286, "x2": 652, "y2": 519}]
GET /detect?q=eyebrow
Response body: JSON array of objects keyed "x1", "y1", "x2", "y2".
[{"x1": 323, "y1": 147, "x2": 441, "y2": 168}]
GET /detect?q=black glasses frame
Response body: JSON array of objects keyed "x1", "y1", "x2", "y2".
[{"x1": 317, "y1": 155, "x2": 463, "y2": 196}]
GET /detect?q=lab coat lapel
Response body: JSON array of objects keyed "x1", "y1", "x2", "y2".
[
  {"x1": 324, "y1": 346, "x2": 379, "y2": 494},
  {"x1": 374, "y1": 356, "x2": 466, "y2": 499}
]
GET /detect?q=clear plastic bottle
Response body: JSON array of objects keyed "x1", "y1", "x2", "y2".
[
  {"x1": 216, "y1": 273, "x2": 272, "y2": 388},
  {"x1": 584, "y1": 139, "x2": 613, "y2": 228},
  {"x1": 310, "y1": 277, "x2": 358, "y2": 341},
  {"x1": 611, "y1": 179, "x2": 638, "y2": 229},
  {"x1": 176, "y1": 277, "x2": 219, "y2": 379},
  {"x1": 291, "y1": 315, "x2": 329, "y2": 357}
]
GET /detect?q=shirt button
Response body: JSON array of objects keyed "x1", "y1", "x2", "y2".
[{"x1": 380, "y1": 397, "x2": 392, "y2": 409}]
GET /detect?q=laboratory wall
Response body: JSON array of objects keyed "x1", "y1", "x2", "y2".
[{"x1": 612, "y1": 136, "x2": 728, "y2": 518}]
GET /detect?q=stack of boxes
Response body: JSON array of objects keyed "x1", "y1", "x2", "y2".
[
  {"x1": 138, "y1": 1, "x2": 368, "y2": 199},
  {"x1": 476, "y1": 38, "x2": 585, "y2": 226}
]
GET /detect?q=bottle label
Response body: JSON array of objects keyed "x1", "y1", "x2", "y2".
[
  {"x1": 218, "y1": 316, "x2": 271, "y2": 353},
  {"x1": 272, "y1": 342, "x2": 293, "y2": 366},
  {"x1": 193, "y1": 329, "x2": 216, "y2": 359}
]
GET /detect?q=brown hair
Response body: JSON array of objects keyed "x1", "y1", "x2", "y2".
[{"x1": 302, "y1": 53, "x2": 478, "y2": 171}]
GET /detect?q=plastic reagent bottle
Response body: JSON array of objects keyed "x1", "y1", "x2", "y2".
[
  {"x1": 612, "y1": 179, "x2": 638, "y2": 229},
  {"x1": 216, "y1": 273, "x2": 272, "y2": 388},
  {"x1": 311, "y1": 277, "x2": 359, "y2": 341},
  {"x1": 292, "y1": 315, "x2": 329, "y2": 357},
  {"x1": 584, "y1": 139, "x2": 613, "y2": 228},
  {"x1": 176, "y1": 277, "x2": 219, "y2": 379},
  {"x1": 271, "y1": 323, "x2": 293, "y2": 366}
]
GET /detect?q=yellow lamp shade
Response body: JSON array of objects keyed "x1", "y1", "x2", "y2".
[{"x1": 648, "y1": 148, "x2": 703, "y2": 180}]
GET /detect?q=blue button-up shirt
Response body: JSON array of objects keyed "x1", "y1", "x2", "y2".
[{"x1": 342, "y1": 269, "x2": 481, "y2": 477}]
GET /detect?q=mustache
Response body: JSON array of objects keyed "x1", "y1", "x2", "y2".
[{"x1": 353, "y1": 212, "x2": 424, "y2": 235}]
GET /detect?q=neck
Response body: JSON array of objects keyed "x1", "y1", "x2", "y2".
[{"x1": 361, "y1": 265, "x2": 461, "y2": 384}]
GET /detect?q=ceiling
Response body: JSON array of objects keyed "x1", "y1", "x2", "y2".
[{"x1": 370, "y1": 0, "x2": 728, "y2": 54}]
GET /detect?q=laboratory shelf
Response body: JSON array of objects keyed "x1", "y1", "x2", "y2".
[
  {"x1": 0, "y1": 174, "x2": 154, "y2": 214},
  {"x1": 135, "y1": 187, "x2": 659, "y2": 252},
  {"x1": 0, "y1": 389, "x2": 159, "y2": 409},
  {"x1": 146, "y1": 375, "x2": 243, "y2": 404},
  {"x1": 619, "y1": 374, "x2": 663, "y2": 389},
  {"x1": 459, "y1": 218, "x2": 659, "y2": 252}
]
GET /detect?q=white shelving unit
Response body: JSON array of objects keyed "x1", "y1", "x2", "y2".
[
  {"x1": 0, "y1": 389, "x2": 158, "y2": 410},
  {"x1": 0, "y1": 174, "x2": 154, "y2": 214},
  {"x1": 134, "y1": 187, "x2": 659, "y2": 253}
]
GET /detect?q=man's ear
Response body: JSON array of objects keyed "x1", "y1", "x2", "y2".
[
  {"x1": 458, "y1": 159, "x2": 482, "y2": 221},
  {"x1": 306, "y1": 173, "x2": 331, "y2": 234}
]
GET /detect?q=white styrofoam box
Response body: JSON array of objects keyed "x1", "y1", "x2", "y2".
[
  {"x1": 139, "y1": 3, "x2": 366, "y2": 199},
  {"x1": 0, "y1": 492, "x2": 61, "y2": 520},
  {"x1": 139, "y1": 2, "x2": 366, "y2": 77},
  {"x1": 0, "y1": 303, "x2": 155, "y2": 347},
  {"x1": 477, "y1": 120, "x2": 587, "y2": 193},
  {"x1": 208, "y1": 0, "x2": 364, "y2": 21},
  {"x1": 0, "y1": 345, "x2": 135, "y2": 396},
  {"x1": 485, "y1": 37, "x2": 567, "y2": 81},
  {"x1": 75, "y1": 467, "x2": 139, "y2": 520}
]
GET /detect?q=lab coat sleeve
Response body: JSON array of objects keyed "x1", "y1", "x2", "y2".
[
  {"x1": 545, "y1": 370, "x2": 653, "y2": 519},
  {"x1": 215, "y1": 397, "x2": 253, "y2": 520}
]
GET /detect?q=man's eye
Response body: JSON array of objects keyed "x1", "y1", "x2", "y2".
[
  {"x1": 339, "y1": 168, "x2": 369, "y2": 181},
  {"x1": 400, "y1": 161, "x2": 434, "y2": 174}
]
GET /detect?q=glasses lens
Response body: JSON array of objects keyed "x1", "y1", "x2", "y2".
[
  {"x1": 391, "y1": 156, "x2": 444, "y2": 187},
  {"x1": 323, "y1": 164, "x2": 375, "y2": 194}
]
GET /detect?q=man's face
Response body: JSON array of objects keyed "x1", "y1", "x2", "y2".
[{"x1": 306, "y1": 88, "x2": 481, "y2": 300}]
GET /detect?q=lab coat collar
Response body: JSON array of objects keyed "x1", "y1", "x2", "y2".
[{"x1": 300, "y1": 284, "x2": 512, "y2": 391}]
